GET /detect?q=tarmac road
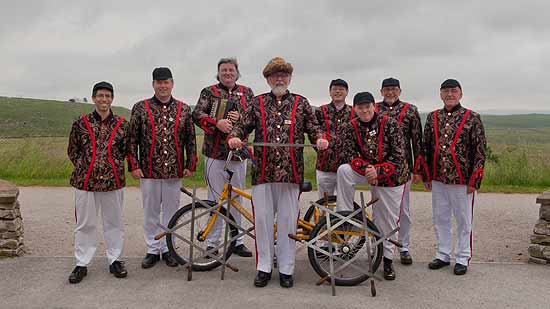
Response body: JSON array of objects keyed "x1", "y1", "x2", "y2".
[{"x1": 0, "y1": 187, "x2": 549, "y2": 308}]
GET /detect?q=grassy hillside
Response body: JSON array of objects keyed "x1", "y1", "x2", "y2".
[
  {"x1": 1, "y1": 96, "x2": 550, "y2": 192},
  {"x1": 0, "y1": 97, "x2": 131, "y2": 137}
]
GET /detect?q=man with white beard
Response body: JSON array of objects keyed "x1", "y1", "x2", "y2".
[{"x1": 228, "y1": 57, "x2": 328, "y2": 288}]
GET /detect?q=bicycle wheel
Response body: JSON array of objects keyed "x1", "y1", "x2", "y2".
[
  {"x1": 166, "y1": 200, "x2": 238, "y2": 271},
  {"x1": 307, "y1": 210, "x2": 383, "y2": 286},
  {"x1": 303, "y1": 195, "x2": 361, "y2": 223}
]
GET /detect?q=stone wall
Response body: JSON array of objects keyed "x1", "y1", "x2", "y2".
[
  {"x1": 0, "y1": 180, "x2": 24, "y2": 257},
  {"x1": 528, "y1": 190, "x2": 550, "y2": 264}
]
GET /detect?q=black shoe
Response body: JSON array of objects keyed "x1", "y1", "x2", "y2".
[
  {"x1": 428, "y1": 258, "x2": 450, "y2": 270},
  {"x1": 234, "y1": 244, "x2": 253, "y2": 257},
  {"x1": 254, "y1": 271, "x2": 272, "y2": 287},
  {"x1": 383, "y1": 258, "x2": 396, "y2": 280},
  {"x1": 454, "y1": 263, "x2": 468, "y2": 275},
  {"x1": 400, "y1": 251, "x2": 413, "y2": 265},
  {"x1": 279, "y1": 273, "x2": 294, "y2": 288},
  {"x1": 68, "y1": 266, "x2": 87, "y2": 284},
  {"x1": 109, "y1": 261, "x2": 128, "y2": 278},
  {"x1": 162, "y1": 252, "x2": 178, "y2": 267},
  {"x1": 141, "y1": 253, "x2": 160, "y2": 269},
  {"x1": 206, "y1": 246, "x2": 219, "y2": 259}
]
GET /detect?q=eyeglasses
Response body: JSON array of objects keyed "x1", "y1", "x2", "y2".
[{"x1": 441, "y1": 88, "x2": 460, "y2": 94}]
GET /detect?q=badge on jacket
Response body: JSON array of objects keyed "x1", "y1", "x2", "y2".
[
  {"x1": 369, "y1": 130, "x2": 377, "y2": 136},
  {"x1": 284, "y1": 119, "x2": 292, "y2": 125}
]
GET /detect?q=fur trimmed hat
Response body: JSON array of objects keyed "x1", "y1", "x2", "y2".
[{"x1": 262, "y1": 57, "x2": 293, "y2": 78}]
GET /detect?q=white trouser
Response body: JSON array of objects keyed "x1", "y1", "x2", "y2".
[
  {"x1": 431, "y1": 181, "x2": 474, "y2": 266},
  {"x1": 140, "y1": 178, "x2": 181, "y2": 254},
  {"x1": 335, "y1": 164, "x2": 369, "y2": 211},
  {"x1": 74, "y1": 189, "x2": 124, "y2": 266},
  {"x1": 204, "y1": 156, "x2": 247, "y2": 247},
  {"x1": 336, "y1": 163, "x2": 405, "y2": 259},
  {"x1": 397, "y1": 179, "x2": 412, "y2": 252},
  {"x1": 251, "y1": 183, "x2": 300, "y2": 275},
  {"x1": 371, "y1": 185, "x2": 405, "y2": 259},
  {"x1": 316, "y1": 170, "x2": 337, "y2": 199}
]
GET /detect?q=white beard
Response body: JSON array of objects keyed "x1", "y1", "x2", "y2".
[{"x1": 271, "y1": 85, "x2": 288, "y2": 97}]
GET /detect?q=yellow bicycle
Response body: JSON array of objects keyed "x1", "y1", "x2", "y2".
[{"x1": 161, "y1": 150, "x2": 383, "y2": 286}]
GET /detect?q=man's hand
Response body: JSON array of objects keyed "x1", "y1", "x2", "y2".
[
  {"x1": 182, "y1": 169, "x2": 193, "y2": 178},
  {"x1": 365, "y1": 165, "x2": 377, "y2": 184},
  {"x1": 424, "y1": 181, "x2": 432, "y2": 191},
  {"x1": 131, "y1": 169, "x2": 144, "y2": 179},
  {"x1": 316, "y1": 138, "x2": 329, "y2": 150},
  {"x1": 216, "y1": 119, "x2": 233, "y2": 134},
  {"x1": 412, "y1": 174, "x2": 423, "y2": 184},
  {"x1": 467, "y1": 186, "x2": 476, "y2": 194},
  {"x1": 228, "y1": 137, "x2": 243, "y2": 149},
  {"x1": 227, "y1": 111, "x2": 239, "y2": 123}
]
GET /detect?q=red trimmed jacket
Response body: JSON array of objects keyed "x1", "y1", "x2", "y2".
[
  {"x1": 423, "y1": 104, "x2": 486, "y2": 189},
  {"x1": 314, "y1": 102, "x2": 356, "y2": 173},
  {"x1": 129, "y1": 96, "x2": 197, "y2": 179},
  {"x1": 230, "y1": 91, "x2": 323, "y2": 185},
  {"x1": 345, "y1": 113, "x2": 409, "y2": 187},
  {"x1": 68, "y1": 111, "x2": 130, "y2": 192},
  {"x1": 192, "y1": 83, "x2": 254, "y2": 160},
  {"x1": 375, "y1": 100, "x2": 426, "y2": 177}
]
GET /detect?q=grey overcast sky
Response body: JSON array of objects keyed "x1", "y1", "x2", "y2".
[{"x1": 1, "y1": 0, "x2": 549, "y2": 113}]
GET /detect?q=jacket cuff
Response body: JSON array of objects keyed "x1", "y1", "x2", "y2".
[
  {"x1": 413, "y1": 155, "x2": 431, "y2": 182},
  {"x1": 187, "y1": 155, "x2": 198, "y2": 172},
  {"x1": 350, "y1": 157, "x2": 369, "y2": 176},
  {"x1": 468, "y1": 167, "x2": 484, "y2": 189},
  {"x1": 127, "y1": 154, "x2": 139, "y2": 172},
  {"x1": 200, "y1": 116, "x2": 217, "y2": 134}
]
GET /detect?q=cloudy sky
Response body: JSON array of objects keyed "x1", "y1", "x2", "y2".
[{"x1": 1, "y1": 1, "x2": 549, "y2": 113}]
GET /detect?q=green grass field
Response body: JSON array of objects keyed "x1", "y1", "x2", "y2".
[
  {"x1": 0, "y1": 97, "x2": 130, "y2": 137},
  {"x1": 1, "y1": 96, "x2": 550, "y2": 192}
]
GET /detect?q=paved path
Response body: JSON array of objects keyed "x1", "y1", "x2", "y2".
[{"x1": 1, "y1": 187, "x2": 549, "y2": 308}]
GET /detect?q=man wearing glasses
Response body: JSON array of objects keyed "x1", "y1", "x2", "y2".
[
  {"x1": 228, "y1": 57, "x2": 328, "y2": 288},
  {"x1": 424, "y1": 79, "x2": 486, "y2": 276},
  {"x1": 375, "y1": 77, "x2": 425, "y2": 265}
]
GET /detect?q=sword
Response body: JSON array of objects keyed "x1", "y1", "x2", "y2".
[{"x1": 247, "y1": 142, "x2": 317, "y2": 148}]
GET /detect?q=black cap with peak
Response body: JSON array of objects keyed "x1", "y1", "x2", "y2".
[
  {"x1": 381, "y1": 77, "x2": 400, "y2": 88},
  {"x1": 440, "y1": 79, "x2": 461, "y2": 90},
  {"x1": 353, "y1": 92, "x2": 375, "y2": 106},
  {"x1": 152, "y1": 67, "x2": 173, "y2": 80},
  {"x1": 92, "y1": 81, "x2": 114, "y2": 96},
  {"x1": 329, "y1": 79, "x2": 349, "y2": 90}
]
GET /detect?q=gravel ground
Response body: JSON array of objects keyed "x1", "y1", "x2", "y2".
[{"x1": 16, "y1": 187, "x2": 539, "y2": 264}]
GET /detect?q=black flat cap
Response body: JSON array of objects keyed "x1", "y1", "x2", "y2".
[
  {"x1": 329, "y1": 79, "x2": 349, "y2": 90},
  {"x1": 382, "y1": 77, "x2": 400, "y2": 88},
  {"x1": 92, "y1": 81, "x2": 114, "y2": 96},
  {"x1": 440, "y1": 79, "x2": 461, "y2": 90},
  {"x1": 353, "y1": 92, "x2": 375, "y2": 106},
  {"x1": 152, "y1": 67, "x2": 173, "y2": 80}
]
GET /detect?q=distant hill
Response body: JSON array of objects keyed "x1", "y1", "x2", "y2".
[
  {"x1": 0, "y1": 96, "x2": 131, "y2": 138},
  {"x1": 2, "y1": 96, "x2": 550, "y2": 141}
]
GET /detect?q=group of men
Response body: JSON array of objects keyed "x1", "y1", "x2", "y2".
[{"x1": 66, "y1": 56, "x2": 486, "y2": 288}]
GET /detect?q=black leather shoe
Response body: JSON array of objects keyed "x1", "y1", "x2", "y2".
[
  {"x1": 141, "y1": 253, "x2": 160, "y2": 269},
  {"x1": 162, "y1": 252, "x2": 178, "y2": 267},
  {"x1": 234, "y1": 244, "x2": 253, "y2": 257},
  {"x1": 383, "y1": 258, "x2": 396, "y2": 280},
  {"x1": 400, "y1": 251, "x2": 413, "y2": 265},
  {"x1": 279, "y1": 273, "x2": 294, "y2": 288},
  {"x1": 428, "y1": 258, "x2": 450, "y2": 270},
  {"x1": 109, "y1": 261, "x2": 128, "y2": 278},
  {"x1": 454, "y1": 263, "x2": 468, "y2": 275},
  {"x1": 68, "y1": 266, "x2": 87, "y2": 284},
  {"x1": 254, "y1": 271, "x2": 272, "y2": 287}
]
